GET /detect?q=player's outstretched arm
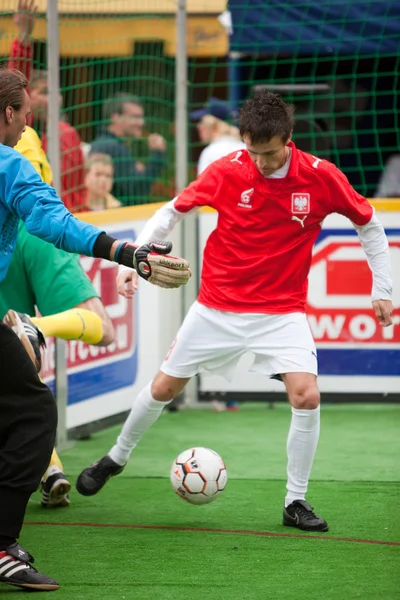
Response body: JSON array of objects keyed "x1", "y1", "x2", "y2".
[
  {"x1": 133, "y1": 199, "x2": 190, "y2": 248},
  {"x1": 1, "y1": 148, "x2": 191, "y2": 289},
  {"x1": 325, "y1": 166, "x2": 393, "y2": 327}
]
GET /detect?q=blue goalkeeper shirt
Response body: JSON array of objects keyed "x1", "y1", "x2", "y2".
[{"x1": 0, "y1": 143, "x2": 104, "y2": 282}]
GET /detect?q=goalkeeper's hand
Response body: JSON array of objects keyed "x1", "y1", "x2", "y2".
[{"x1": 117, "y1": 241, "x2": 191, "y2": 289}]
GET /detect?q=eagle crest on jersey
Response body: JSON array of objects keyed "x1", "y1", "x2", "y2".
[
  {"x1": 292, "y1": 193, "x2": 310, "y2": 214},
  {"x1": 294, "y1": 197, "x2": 307, "y2": 211}
]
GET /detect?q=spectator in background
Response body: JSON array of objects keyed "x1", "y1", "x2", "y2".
[
  {"x1": 84, "y1": 153, "x2": 121, "y2": 211},
  {"x1": 90, "y1": 93, "x2": 167, "y2": 205},
  {"x1": 7, "y1": 1, "x2": 32, "y2": 76},
  {"x1": 28, "y1": 70, "x2": 88, "y2": 212},
  {"x1": 375, "y1": 154, "x2": 400, "y2": 198},
  {"x1": 191, "y1": 97, "x2": 245, "y2": 175},
  {"x1": 8, "y1": 0, "x2": 88, "y2": 212}
]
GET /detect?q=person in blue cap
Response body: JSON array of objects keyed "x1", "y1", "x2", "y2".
[{"x1": 190, "y1": 97, "x2": 246, "y2": 176}]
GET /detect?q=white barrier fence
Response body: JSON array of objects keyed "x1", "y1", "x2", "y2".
[{"x1": 43, "y1": 206, "x2": 400, "y2": 431}]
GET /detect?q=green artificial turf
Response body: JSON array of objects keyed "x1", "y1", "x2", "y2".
[{"x1": 4, "y1": 404, "x2": 399, "y2": 599}]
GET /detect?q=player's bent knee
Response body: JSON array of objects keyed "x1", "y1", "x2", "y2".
[
  {"x1": 289, "y1": 386, "x2": 320, "y2": 410},
  {"x1": 151, "y1": 372, "x2": 189, "y2": 402}
]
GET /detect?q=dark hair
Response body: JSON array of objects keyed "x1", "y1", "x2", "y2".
[
  {"x1": 103, "y1": 92, "x2": 142, "y2": 121},
  {"x1": 239, "y1": 91, "x2": 295, "y2": 144},
  {"x1": 0, "y1": 68, "x2": 28, "y2": 113},
  {"x1": 30, "y1": 69, "x2": 48, "y2": 90}
]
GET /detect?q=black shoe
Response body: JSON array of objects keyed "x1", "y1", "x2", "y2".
[
  {"x1": 76, "y1": 455, "x2": 125, "y2": 496},
  {"x1": 0, "y1": 542, "x2": 59, "y2": 591},
  {"x1": 41, "y1": 471, "x2": 71, "y2": 508},
  {"x1": 283, "y1": 500, "x2": 329, "y2": 532},
  {"x1": 3, "y1": 310, "x2": 46, "y2": 372}
]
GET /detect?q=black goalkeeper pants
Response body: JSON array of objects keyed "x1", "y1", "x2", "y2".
[{"x1": 0, "y1": 321, "x2": 57, "y2": 547}]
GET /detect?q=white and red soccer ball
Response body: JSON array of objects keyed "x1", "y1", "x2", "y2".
[{"x1": 170, "y1": 447, "x2": 228, "y2": 505}]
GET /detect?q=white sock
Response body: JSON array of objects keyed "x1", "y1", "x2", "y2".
[
  {"x1": 285, "y1": 405, "x2": 320, "y2": 508},
  {"x1": 108, "y1": 382, "x2": 171, "y2": 466}
]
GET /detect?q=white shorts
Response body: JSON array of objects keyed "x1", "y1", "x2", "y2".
[{"x1": 161, "y1": 302, "x2": 318, "y2": 381}]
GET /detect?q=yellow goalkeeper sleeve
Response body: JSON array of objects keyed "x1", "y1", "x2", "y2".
[{"x1": 31, "y1": 308, "x2": 103, "y2": 345}]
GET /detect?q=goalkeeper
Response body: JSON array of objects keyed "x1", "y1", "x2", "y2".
[
  {"x1": 0, "y1": 67, "x2": 190, "y2": 592},
  {"x1": 2, "y1": 120, "x2": 115, "y2": 510}
]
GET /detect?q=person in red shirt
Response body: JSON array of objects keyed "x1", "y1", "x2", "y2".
[
  {"x1": 8, "y1": 1, "x2": 88, "y2": 212},
  {"x1": 76, "y1": 92, "x2": 393, "y2": 532}
]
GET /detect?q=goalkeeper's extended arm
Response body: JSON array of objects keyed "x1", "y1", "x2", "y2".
[{"x1": 93, "y1": 234, "x2": 191, "y2": 289}]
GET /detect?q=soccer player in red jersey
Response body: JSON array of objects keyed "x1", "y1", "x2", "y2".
[{"x1": 77, "y1": 92, "x2": 393, "y2": 532}]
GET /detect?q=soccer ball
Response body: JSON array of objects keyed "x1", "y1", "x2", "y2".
[{"x1": 170, "y1": 447, "x2": 228, "y2": 505}]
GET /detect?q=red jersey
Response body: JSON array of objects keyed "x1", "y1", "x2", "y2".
[
  {"x1": 8, "y1": 38, "x2": 32, "y2": 80},
  {"x1": 42, "y1": 123, "x2": 88, "y2": 213},
  {"x1": 173, "y1": 142, "x2": 373, "y2": 314}
]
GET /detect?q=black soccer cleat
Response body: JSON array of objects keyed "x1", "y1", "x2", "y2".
[
  {"x1": 283, "y1": 500, "x2": 329, "y2": 532},
  {"x1": 3, "y1": 310, "x2": 46, "y2": 373},
  {"x1": 0, "y1": 542, "x2": 59, "y2": 591},
  {"x1": 41, "y1": 471, "x2": 71, "y2": 508},
  {"x1": 76, "y1": 455, "x2": 125, "y2": 496}
]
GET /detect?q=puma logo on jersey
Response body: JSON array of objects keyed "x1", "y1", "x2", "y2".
[
  {"x1": 231, "y1": 151, "x2": 243, "y2": 165},
  {"x1": 312, "y1": 156, "x2": 321, "y2": 168},
  {"x1": 238, "y1": 187, "x2": 254, "y2": 208},
  {"x1": 292, "y1": 215, "x2": 307, "y2": 227}
]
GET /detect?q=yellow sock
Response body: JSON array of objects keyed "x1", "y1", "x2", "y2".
[
  {"x1": 43, "y1": 448, "x2": 64, "y2": 481},
  {"x1": 31, "y1": 309, "x2": 103, "y2": 345}
]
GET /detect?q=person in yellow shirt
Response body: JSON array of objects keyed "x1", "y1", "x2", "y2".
[
  {"x1": 14, "y1": 125, "x2": 53, "y2": 185},
  {"x1": 2, "y1": 126, "x2": 115, "y2": 508}
]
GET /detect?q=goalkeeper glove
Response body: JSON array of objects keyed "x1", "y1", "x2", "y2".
[{"x1": 117, "y1": 241, "x2": 191, "y2": 289}]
